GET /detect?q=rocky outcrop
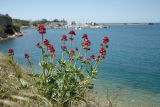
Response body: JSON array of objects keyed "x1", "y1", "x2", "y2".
[{"x1": 0, "y1": 14, "x2": 22, "y2": 40}]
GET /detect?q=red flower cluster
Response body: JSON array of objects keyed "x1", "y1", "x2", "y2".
[
  {"x1": 80, "y1": 33, "x2": 92, "y2": 51},
  {"x1": 82, "y1": 34, "x2": 88, "y2": 39},
  {"x1": 36, "y1": 42, "x2": 40, "y2": 47},
  {"x1": 69, "y1": 37, "x2": 74, "y2": 41},
  {"x1": 70, "y1": 49, "x2": 75, "y2": 55},
  {"x1": 42, "y1": 39, "x2": 56, "y2": 53},
  {"x1": 37, "y1": 24, "x2": 46, "y2": 34},
  {"x1": 61, "y1": 45, "x2": 67, "y2": 50},
  {"x1": 84, "y1": 39, "x2": 91, "y2": 46},
  {"x1": 69, "y1": 30, "x2": 76, "y2": 35},
  {"x1": 102, "y1": 36, "x2": 109, "y2": 44},
  {"x1": 24, "y1": 53, "x2": 29, "y2": 59},
  {"x1": 96, "y1": 37, "x2": 110, "y2": 60},
  {"x1": 99, "y1": 47, "x2": 106, "y2": 55},
  {"x1": 48, "y1": 44, "x2": 55, "y2": 53},
  {"x1": 43, "y1": 39, "x2": 50, "y2": 46},
  {"x1": 61, "y1": 35, "x2": 67, "y2": 41},
  {"x1": 83, "y1": 46, "x2": 90, "y2": 50},
  {"x1": 8, "y1": 48, "x2": 14, "y2": 56},
  {"x1": 90, "y1": 54, "x2": 95, "y2": 59}
]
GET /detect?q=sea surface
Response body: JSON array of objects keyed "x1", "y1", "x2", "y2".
[{"x1": 0, "y1": 24, "x2": 160, "y2": 107}]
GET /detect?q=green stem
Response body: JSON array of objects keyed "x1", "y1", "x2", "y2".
[
  {"x1": 41, "y1": 34, "x2": 46, "y2": 82},
  {"x1": 93, "y1": 61, "x2": 99, "y2": 69},
  {"x1": 85, "y1": 50, "x2": 87, "y2": 58}
]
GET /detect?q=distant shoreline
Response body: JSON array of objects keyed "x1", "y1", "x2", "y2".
[{"x1": 20, "y1": 23, "x2": 158, "y2": 30}]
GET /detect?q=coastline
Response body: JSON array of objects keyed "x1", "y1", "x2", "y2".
[{"x1": 0, "y1": 32, "x2": 23, "y2": 41}]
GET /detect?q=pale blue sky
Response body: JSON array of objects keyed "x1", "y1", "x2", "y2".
[{"x1": 0, "y1": 0, "x2": 160, "y2": 23}]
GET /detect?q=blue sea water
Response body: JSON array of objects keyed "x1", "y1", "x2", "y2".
[{"x1": 0, "y1": 24, "x2": 160, "y2": 107}]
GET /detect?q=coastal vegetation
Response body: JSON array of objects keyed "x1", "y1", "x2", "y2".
[{"x1": 0, "y1": 24, "x2": 110, "y2": 107}]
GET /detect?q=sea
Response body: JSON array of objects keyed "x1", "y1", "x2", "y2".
[{"x1": 0, "y1": 24, "x2": 160, "y2": 107}]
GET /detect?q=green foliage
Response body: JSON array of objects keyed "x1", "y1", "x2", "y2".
[
  {"x1": 13, "y1": 19, "x2": 30, "y2": 26},
  {"x1": 4, "y1": 25, "x2": 15, "y2": 35},
  {"x1": 13, "y1": 24, "x2": 20, "y2": 32}
]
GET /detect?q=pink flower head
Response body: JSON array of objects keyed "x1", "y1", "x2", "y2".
[
  {"x1": 36, "y1": 42, "x2": 40, "y2": 47},
  {"x1": 69, "y1": 30, "x2": 76, "y2": 35},
  {"x1": 82, "y1": 34, "x2": 88, "y2": 39},
  {"x1": 90, "y1": 54, "x2": 95, "y2": 59},
  {"x1": 99, "y1": 47, "x2": 106, "y2": 55},
  {"x1": 8, "y1": 48, "x2": 14, "y2": 56},
  {"x1": 84, "y1": 39, "x2": 91, "y2": 46},
  {"x1": 69, "y1": 37, "x2": 74, "y2": 41},
  {"x1": 61, "y1": 34, "x2": 67, "y2": 41},
  {"x1": 70, "y1": 49, "x2": 75, "y2": 55},
  {"x1": 75, "y1": 48, "x2": 78, "y2": 51},
  {"x1": 102, "y1": 36, "x2": 109, "y2": 44},
  {"x1": 43, "y1": 39, "x2": 50, "y2": 46},
  {"x1": 37, "y1": 24, "x2": 46, "y2": 34},
  {"x1": 48, "y1": 44, "x2": 55, "y2": 53},
  {"x1": 24, "y1": 53, "x2": 29, "y2": 59},
  {"x1": 83, "y1": 46, "x2": 90, "y2": 50},
  {"x1": 61, "y1": 45, "x2": 67, "y2": 50}
]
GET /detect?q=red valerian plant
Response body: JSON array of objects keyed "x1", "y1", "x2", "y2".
[
  {"x1": 24, "y1": 53, "x2": 33, "y2": 68},
  {"x1": 6, "y1": 24, "x2": 109, "y2": 107},
  {"x1": 8, "y1": 48, "x2": 14, "y2": 56}
]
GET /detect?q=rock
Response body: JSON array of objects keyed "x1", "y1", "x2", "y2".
[{"x1": 0, "y1": 14, "x2": 21, "y2": 40}]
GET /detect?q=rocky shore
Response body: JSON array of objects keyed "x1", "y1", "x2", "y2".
[{"x1": 0, "y1": 32, "x2": 23, "y2": 41}]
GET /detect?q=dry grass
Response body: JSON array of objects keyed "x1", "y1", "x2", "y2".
[{"x1": 0, "y1": 56, "x2": 52, "y2": 107}]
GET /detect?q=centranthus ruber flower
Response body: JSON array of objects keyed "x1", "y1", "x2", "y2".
[
  {"x1": 83, "y1": 46, "x2": 90, "y2": 50},
  {"x1": 24, "y1": 53, "x2": 29, "y2": 59},
  {"x1": 84, "y1": 39, "x2": 91, "y2": 46},
  {"x1": 70, "y1": 49, "x2": 75, "y2": 55},
  {"x1": 36, "y1": 42, "x2": 40, "y2": 47},
  {"x1": 8, "y1": 48, "x2": 14, "y2": 56},
  {"x1": 61, "y1": 34, "x2": 67, "y2": 41},
  {"x1": 43, "y1": 39, "x2": 50, "y2": 46},
  {"x1": 99, "y1": 47, "x2": 106, "y2": 55},
  {"x1": 37, "y1": 24, "x2": 46, "y2": 34},
  {"x1": 102, "y1": 36, "x2": 109, "y2": 44},
  {"x1": 68, "y1": 30, "x2": 76, "y2": 35},
  {"x1": 69, "y1": 37, "x2": 74, "y2": 41},
  {"x1": 90, "y1": 54, "x2": 95, "y2": 59},
  {"x1": 82, "y1": 34, "x2": 88, "y2": 39},
  {"x1": 48, "y1": 44, "x2": 55, "y2": 53},
  {"x1": 61, "y1": 45, "x2": 67, "y2": 50}
]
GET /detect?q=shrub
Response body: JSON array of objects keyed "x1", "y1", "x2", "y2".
[{"x1": 8, "y1": 24, "x2": 110, "y2": 107}]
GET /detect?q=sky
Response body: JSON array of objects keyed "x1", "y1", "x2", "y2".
[{"x1": 0, "y1": 0, "x2": 160, "y2": 23}]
